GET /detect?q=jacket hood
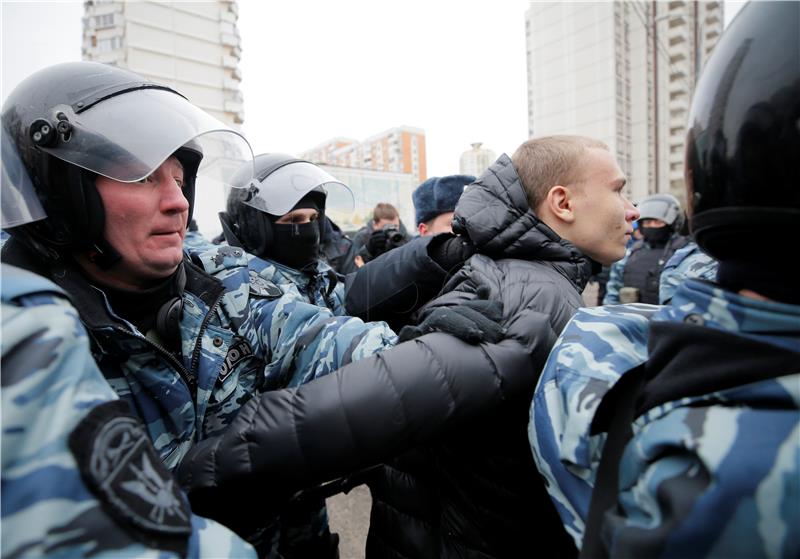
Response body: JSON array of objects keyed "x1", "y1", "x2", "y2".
[{"x1": 453, "y1": 154, "x2": 594, "y2": 285}]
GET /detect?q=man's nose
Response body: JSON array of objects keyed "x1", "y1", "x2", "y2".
[
  {"x1": 160, "y1": 177, "x2": 190, "y2": 214},
  {"x1": 624, "y1": 198, "x2": 640, "y2": 221}
]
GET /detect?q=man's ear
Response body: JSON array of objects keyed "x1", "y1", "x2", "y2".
[
  {"x1": 418, "y1": 222, "x2": 428, "y2": 236},
  {"x1": 542, "y1": 185, "x2": 575, "y2": 224}
]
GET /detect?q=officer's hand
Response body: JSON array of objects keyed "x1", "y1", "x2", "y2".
[
  {"x1": 428, "y1": 233, "x2": 475, "y2": 276},
  {"x1": 398, "y1": 286, "x2": 505, "y2": 344}
]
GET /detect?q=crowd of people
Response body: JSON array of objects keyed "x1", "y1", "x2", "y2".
[{"x1": 1, "y1": 2, "x2": 797, "y2": 558}]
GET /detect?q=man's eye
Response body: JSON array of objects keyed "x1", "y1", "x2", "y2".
[
  {"x1": 175, "y1": 178, "x2": 184, "y2": 188},
  {"x1": 138, "y1": 176, "x2": 153, "y2": 184}
]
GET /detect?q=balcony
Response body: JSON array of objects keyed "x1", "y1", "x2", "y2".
[
  {"x1": 220, "y1": 32, "x2": 240, "y2": 48},
  {"x1": 668, "y1": 27, "x2": 688, "y2": 46}
]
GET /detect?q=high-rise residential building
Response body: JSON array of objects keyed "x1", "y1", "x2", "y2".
[
  {"x1": 82, "y1": 0, "x2": 244, "y2": 126},
  {"x1": 525, "y1": 1, "x2": 723, "y2": 203},
  {"x1": 301, "y1": 126, "x2": 427, "y2": 184},
  {"x1": 459, "y1": 142, "x2": 497, "y2": 178}
]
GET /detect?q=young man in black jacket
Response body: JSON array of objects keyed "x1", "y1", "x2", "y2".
[
  {"x1": 365, "y1": 135, "x2": 639, "y2": 558},
  {"x1": 177, "y1": 135, "x2": 638, "y2": 559}
]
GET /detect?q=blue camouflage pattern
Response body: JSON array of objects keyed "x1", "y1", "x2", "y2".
[
  {"x1": 530, "y1": 278, "x2": 800, "y2": 556},
  {"x1": 658, "y1": 241, "x2": 718, "y2": 304},
  {"x1": 98, "y1": 244, "x2": 395, "y2": 473},
  {"x1": 184, "y1": 234, "x2": 346, "y2": 313},
  {"x1": 601, "y1": 245, "x2": 633, "y2": 304},
  {"x1": 182, "y1": 238, "x2": 355, "y2": 555},
  {"x1": 1, "y1": 264, "x2": 254, "y2": 559},
  {"x1": 529, "y1": 302, "x2": 659, "y2": 545},
  {"x1": 603, "y1": 235, "x2": 688, "y2": 304},
  {"x1": 248, "y1": 254, "x2": 346, "y2": 316}
]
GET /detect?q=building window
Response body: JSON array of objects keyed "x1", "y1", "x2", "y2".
[
  {"x1": 95, "y1": 13, "x2": 115, "y2": 28},
  {"x1": 97, "y1": 36, "x2": 122, "y2": 52}
]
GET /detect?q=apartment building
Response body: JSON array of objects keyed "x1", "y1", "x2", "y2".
[
  {"x1": 82, "y1": 0, "x2": 244, "y2": 126},
  {"x1": 525, "y1": 1, "x2": 723, "y2": 203},
  {"x1": 302, "y1": 126, "x2": 427, "y2": 184}
]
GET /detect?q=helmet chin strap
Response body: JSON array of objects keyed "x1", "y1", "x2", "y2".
[{"x1": 86, "y1": 237, "x2": 122, "y2": 270}]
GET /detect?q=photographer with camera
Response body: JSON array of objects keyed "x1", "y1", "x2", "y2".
[{"x1": 352, "y1": 202, "x2": 411, "y2": 267}]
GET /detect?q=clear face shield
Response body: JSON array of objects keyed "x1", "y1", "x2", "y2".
[
  {"x1": 35, "y1": 88, "x2": 255, "y2": 190},
  {"x1": 243, "y1": 161, "x2": 354, "y2": 220},
  {"x1": 2, "y1": 125, "x2": 46, "y2": 229}
]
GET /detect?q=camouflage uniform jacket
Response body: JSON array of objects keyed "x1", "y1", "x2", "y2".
[
  {"x1": 658, "y1": 241, "x2": 718, "y2": 304},
  {"x1": 1, "y1": 264, "x2": 254, "y2": 559},
  {"x1": 183, "y1": 234, "x2": 346, "y2": 314},
  {"x1": 530, "y1": 279, "x2": 800, "y2": 556},
  {"x1": 243, "y1": 253, "x2": 346, "y2": 315},
  {"x1": 2, "y1": 239, "x2": 396, "y2": 473}
]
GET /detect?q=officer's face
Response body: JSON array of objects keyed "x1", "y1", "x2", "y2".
[
  {"x1": 92, "y1": 156, "x2": 189, "y2": 288},
  {"x1": 568, "y1": 148, "x2": 639, "y2": 265},
  {"x1": 419, "y1": 211, "x2": 454, "y2": 236}
]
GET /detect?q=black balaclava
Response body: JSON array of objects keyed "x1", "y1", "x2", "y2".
[
  {"x1": 268, "y1": 191, "x2": 325, "y2": 271},
  {"x1": 641, "y1": 224, "x2": 672, "y2": 247}
]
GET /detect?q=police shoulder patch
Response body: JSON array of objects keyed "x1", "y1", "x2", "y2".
[
  {"x1": 248, "y1": 270, "x2": 283, "y2": 298},
  {"x1": 69, "y1": 400, "x2": 191, "y2": 555}
]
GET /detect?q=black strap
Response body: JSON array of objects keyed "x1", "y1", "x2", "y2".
[
  {"x1": 581, "y1": 322, "x2": 799, "y2": 558},
  {"x1": 580, "y1": 364, "x2": 648, "y2": 559}
]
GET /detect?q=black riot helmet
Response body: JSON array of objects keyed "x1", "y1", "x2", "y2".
[
  {"x1": 220, "y1": 153, "x2": 353, "y2": 258},
  {"x1": 685, "y1": 1, "x2": 800, "y2": 263},
  {"x1": 1, "y1": 61, "x2": 254, "y2": 267}
]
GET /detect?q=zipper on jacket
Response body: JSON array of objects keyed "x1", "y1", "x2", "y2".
[
  {"x1": 110, "y1": 324, "x2": 198, "y2": 400},
  {"x1": 189, "y1": 291, "x2": 224, "y2": 381}
]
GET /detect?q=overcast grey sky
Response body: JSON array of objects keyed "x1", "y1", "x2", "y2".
[{"x1": 2, "y1": 0, "x2": 747, "y2": 178}]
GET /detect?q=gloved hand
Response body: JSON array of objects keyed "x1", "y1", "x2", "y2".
[
  {"x1": 427, "y1": 233, "x2": 475, "y2": 275},
  {"x1": 367, "y1": 226, "x2": 406, "y2": 258},
  {"x1": 398, "y1": 286, "x2": 505, "y2": 344}
]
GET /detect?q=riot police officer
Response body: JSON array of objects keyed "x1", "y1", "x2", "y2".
[
  {"x1": 603, "y1": 193, "x2": 688, "y2": 304},
  {"x1": 530, "y1": 3, "x2": 800, "y2": 556}
]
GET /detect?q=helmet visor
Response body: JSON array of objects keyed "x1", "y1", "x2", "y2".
[
  {"x1": 2, "y1": 125, "x2": 46, "y2": 228},
  {"x1": 244, "y1": 161, "x2": 354, "y2": 216},
  {"x1": 38, "y1": 88, "x2": 254, "y2": 188}
]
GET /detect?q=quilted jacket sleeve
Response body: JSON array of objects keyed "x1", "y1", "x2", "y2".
[{"x1": 177, "y1": 330, "x2": 534, "y2": 536}]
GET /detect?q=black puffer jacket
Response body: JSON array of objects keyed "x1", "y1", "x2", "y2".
[
  {"x1": 176, "y1": 328, "x2": 536, "y2": 543},
  {"x1": 366, "y1": 154, "x2": 591, "y2": 558}
]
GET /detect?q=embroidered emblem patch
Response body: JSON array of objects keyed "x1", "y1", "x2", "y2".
[
  {"x1": 69, "y1": 401, "x2": 191, "y2": 554},
  {"x1": 218, "y1": 336, "x2": 254, "y2": 384},
  {"x1": 248, "y1": 271, "x2": 283, "y2": 298}
]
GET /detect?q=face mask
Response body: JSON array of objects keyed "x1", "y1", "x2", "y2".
[
  {"x1": 641, "y1": 225, "x2": 672, "y2": 246},
  {"x1": 270, "y1": 221, "x2": 320, "y2": 271}
]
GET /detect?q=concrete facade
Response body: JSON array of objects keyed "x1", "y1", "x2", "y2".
[
  {"x1": 82, "y1": 0, "x2": 244, "y2": 126},
  {"x1": 525, "y1": 1, "x2": 723, "y2": 204}
]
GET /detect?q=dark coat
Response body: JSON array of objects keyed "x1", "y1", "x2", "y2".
[
  {"x1": 344, "y1": 234, "x2": 450, "y2": 332},
  {"x1": 176, "y1": 331, "x2": 537, "y2": 544},
  {"x1": 366, "y1": 154, "x2": 592, "y2": 558}
]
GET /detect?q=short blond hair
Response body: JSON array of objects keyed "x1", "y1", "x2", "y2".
[{"x1": 511, "y1": 135, "x2": 609, "y2": 211}]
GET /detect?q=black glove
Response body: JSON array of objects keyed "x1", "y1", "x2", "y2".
[
  {"x1": 427, "y1": 233, "x2": 475, "y2": 275},
  {"x1": 398, "y1": 286, "x2": 505, "y2": 344},
  {"x1": 367, "y1": 229, "x2": 390, "y2": 256},
  {"x1": 367, "y1": 226, "x2": 406, "y2": 258}
]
